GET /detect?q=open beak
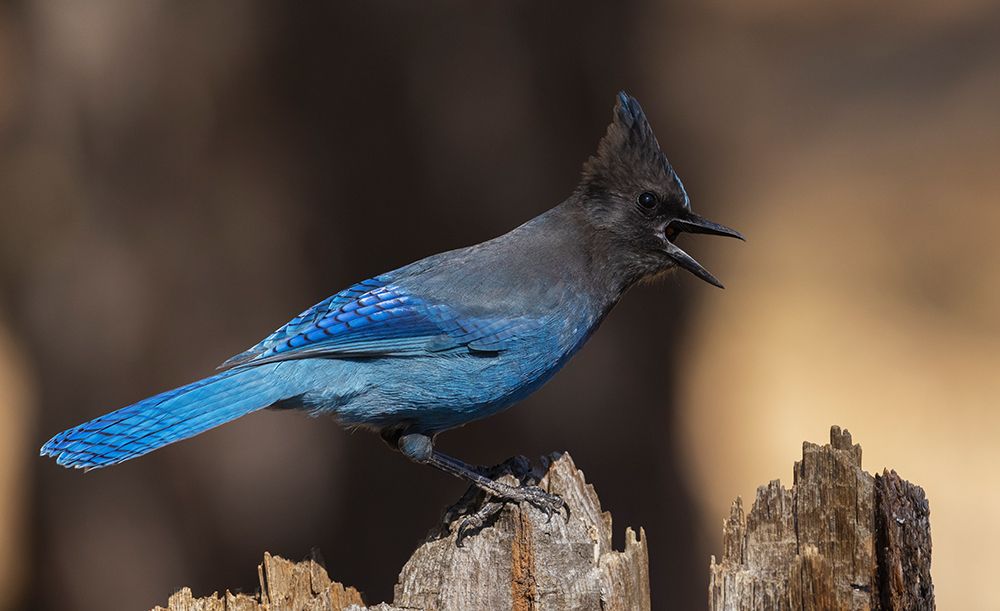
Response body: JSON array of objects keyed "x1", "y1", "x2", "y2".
[
  {"x1": 664, "y1": 213, "x2": 744, "y2": 289},
  {"x1": 672, "y1": 213, "x2": 745, "y2": 241}
]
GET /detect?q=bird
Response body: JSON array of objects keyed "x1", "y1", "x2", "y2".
[{"x1": 41, "y1": 91, "x2": 742, "y2": 538}]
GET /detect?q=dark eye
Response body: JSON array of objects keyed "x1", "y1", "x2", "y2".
[{"x1": 637, "y1": 191, "x2": 658, "y2": 210}]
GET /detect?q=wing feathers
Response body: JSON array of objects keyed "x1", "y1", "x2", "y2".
[{"x1": 220, "y1": 278, "x2": 540, "y2": 368}]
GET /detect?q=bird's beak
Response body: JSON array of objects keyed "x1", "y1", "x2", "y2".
[
  {"x1": 672, "y1": 213, "x2": 745, "y2": 241},
  {"x1": 665, "y1": 213, "x2": 744, "y2": 289}
]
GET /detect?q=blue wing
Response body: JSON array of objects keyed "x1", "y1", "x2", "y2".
[{"x1": 220, "y1": 276, "x2": 535, "y2": 369}]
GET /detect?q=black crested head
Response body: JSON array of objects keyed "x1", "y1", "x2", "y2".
[
  {"x1": 574, "y1": 91, "x2": 743, "y2": 289},
  {"x1": 581, "y1": 92, "x2": 673, "y2": 198}
]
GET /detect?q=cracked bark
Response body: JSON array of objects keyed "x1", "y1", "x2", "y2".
[
  {"x1": 709, "y1": 426, "x2": 934, "y2": 611},
  {"x1": 151, "y1": 453, "x2": 650, "y2": 611}
]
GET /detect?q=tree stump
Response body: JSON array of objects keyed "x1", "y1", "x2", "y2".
[
  {"x1": 152, "y1": 553, "x2": 365, "y2": 611},
  {"x1": 152, "y1": 429, "x2": 933, "y2": 611},
  {"x1": 709, "y1": 426, "x2": 934, "y2": 610},
  {"x1": 152, "y1": 453, "x2": 650, "y2": 611}
]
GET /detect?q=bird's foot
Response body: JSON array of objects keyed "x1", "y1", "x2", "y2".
[
  {"x1": 489, "y1": 479, "x2": 569, "y2": 521},
  {"x1": 454, "y1": 483, "x2": 569, "y2": 546},
  {"x1": 447, "y1": 456, "x2": 569, "y2": 546}
]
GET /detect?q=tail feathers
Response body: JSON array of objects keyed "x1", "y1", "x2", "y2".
[{"x1": 41, "y1": 366, "x2": 283, "y2": 470}]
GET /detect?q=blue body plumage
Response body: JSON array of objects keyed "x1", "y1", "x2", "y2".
[
  {"x1": 42, "y1": 210, "x2": 605, "y2": 469},
  {"x1": 41, "y1": 89, "x2": 743, "y2": 524}
]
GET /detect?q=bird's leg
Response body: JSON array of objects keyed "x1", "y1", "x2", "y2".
[
  {"x1": 396, "y1": 433, "x2": 568, "y2": 542},
  {"x1": 426, "y1": 449, "x2": 566, "y2": 516}
]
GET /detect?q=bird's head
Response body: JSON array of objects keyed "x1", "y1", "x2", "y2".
[{"x1": 577, "y1": 92, "x2": 743, "y2": 288}]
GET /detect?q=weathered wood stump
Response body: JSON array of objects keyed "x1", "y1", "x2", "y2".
[
  {"x1": 152, "y1": 453, "x2": 650, "y2": 611},
  {"x1": 709, "y1": 426, "x2": 934, "y2": 610},
  {"x1": 152, "y1": 553, "x2": 365, "y2": 611},
  {"x1": 153, "y1": 428, "x2": 933, "y2": 611}
]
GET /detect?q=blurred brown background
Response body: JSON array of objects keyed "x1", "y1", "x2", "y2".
[{"x1": 1, "y1": 1, "x2": 998, "y2": 609}]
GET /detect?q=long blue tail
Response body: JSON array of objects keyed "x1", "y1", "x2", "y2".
[{"x1": 41, "y1": 365, "x2": 285, "y2": 470}]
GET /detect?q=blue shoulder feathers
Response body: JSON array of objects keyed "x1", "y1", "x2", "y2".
[{"x1": 220, "y1": 275, "x2": 540, "y2": 368}]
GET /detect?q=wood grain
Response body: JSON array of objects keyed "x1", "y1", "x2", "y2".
[
  {"x1": 709, "y1": 426, "x2": 934, "y2": 611},
  {"x1": 151, "y1": 453, "x2": 650, "y2": 611},
  {"x1": 152, "y1": 429, "x2": 932, "y2": 610}
]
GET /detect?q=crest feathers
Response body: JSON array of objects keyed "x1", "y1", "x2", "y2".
[{"x1": 580, "y1": 91, "x2": 671, "y2": 194}]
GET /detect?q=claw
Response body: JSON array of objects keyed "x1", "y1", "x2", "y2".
[
  {"x1": 455, "y1": 518, "x2": 475, "y2": 548},
  {"x1": 519, "y1": 486, "x2": 568, "y2": 524},
  {"x1": 455, "y1": 500, "x2": 503, "y2": 547}
]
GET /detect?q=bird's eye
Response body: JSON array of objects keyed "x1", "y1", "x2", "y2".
[{"x1": 637, "y1": 191, "x2": 658, "y2": 210}]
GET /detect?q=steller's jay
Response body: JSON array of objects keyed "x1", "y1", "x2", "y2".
[{"x1": 41, "y1": 92, "x2": 742, "y2": 537}]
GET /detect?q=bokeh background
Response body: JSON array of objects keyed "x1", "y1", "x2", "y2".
[{"x1": 1, "y1": 2, "x2": 998, "y2": 609}]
